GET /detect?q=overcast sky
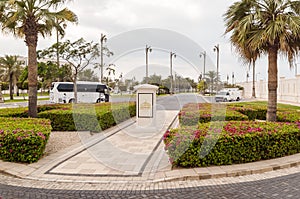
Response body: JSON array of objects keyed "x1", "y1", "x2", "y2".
[{"x1": 0, "y1": 0, "x2": 298, "y2": 83}]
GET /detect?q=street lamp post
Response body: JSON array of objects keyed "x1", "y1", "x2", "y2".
[
  {"x1": 200, "y1": 51, "x2": 206, "y2": 80},
  {"x1": 100, "y1": 33, "x2": 107, "y2": 83},
  {"x1": 145, "y1": 45, "x2": 152, "y2": 84},
  {"x1": 213, "y1": 44, "x2": 220, "y2": 90},
  {"x1": 170, "y1": 52, "x2": 176, "y2": 94}
]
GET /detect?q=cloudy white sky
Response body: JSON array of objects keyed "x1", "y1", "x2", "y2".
[{"x1": 0, "y1": 0, "x2": 299, "y2": 83}]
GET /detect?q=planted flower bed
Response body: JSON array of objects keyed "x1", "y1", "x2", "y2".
[
  {"x1": 165, "y1": 102, "x2": 300, "y2": 167},
  {"x1": 0, "y1": 117, "x2": 51, "y2": 163},
  {"x1": 164, "y1": 121, "x2": 300, "y2": 167}
]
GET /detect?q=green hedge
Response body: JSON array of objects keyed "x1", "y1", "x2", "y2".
[
  {"x1": 164, "y1": 121, "x2": 300, "y2": 167},
  {"x1": 179, "y1": 103, "x2": 248, "y2": 126},
  {"x1": 0, "y1": 117, "x2": 52, "y2": 163},
  {"x1": 37, "y1": 102, "x2": 136, "y2": 132}
]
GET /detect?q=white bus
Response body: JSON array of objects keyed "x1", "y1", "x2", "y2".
[{"x1": 50, "y1": 81, "x2": 109, "y2": 104}]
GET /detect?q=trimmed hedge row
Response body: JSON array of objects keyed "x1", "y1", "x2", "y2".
[
  {"x1": 179, "y1": 103, "x2": 248, "y2": 126},
  {"x1": 0, "y1": 117, "x2": 52, "y2": 163},
  {"x1": 37, "y1": 102, "x2": 136, "y2": 132},
  {"x1": 164, "y1": 121, "x2": 300, "y2": 167}
]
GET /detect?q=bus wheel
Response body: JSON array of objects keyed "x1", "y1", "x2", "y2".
[
  {"x1": 96, "y1": 98, "x2": 101, "y2": 103},
  {"x1": 69, "y1": 99, "x2": 75, "y2": 103}
]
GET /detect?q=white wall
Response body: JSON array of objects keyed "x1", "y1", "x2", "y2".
[{"x1": 238, "y1": 75, "x2": 300, "y2": 103}]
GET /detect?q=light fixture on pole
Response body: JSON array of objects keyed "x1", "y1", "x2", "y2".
[
  {"x1": 100, "y1": 33, "x2": 107, "y2": 83},
  {"x1": 170, "y1": 52, "x2": 176, "y2": 94},
  {"x1": 145, "y1": 45, "x2": 152, "y2": 84},
  {"x1": 213, "y1": 44, "x2": 220, "y2": 90},
  {"x1": 200, "y1": 51, "x2": 206, "y2": 80}
]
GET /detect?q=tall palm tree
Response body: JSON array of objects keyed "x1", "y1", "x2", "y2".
[
  {"x1": 0, "y1": 55, "x2": 22, "y2": 100},
  {"x1": 0, "y1": 0, "x2": 77, "y2": 117},
  {"x1": 224, "y1": 0, "x2": 300, "y2": 121},
  {"x1": 204, "y1": 71, "x2": 219, "y2": 95}
]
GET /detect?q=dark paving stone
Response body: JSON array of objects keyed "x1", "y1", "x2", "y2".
[{"x1": 1, "y1": 171, "x2": 300, "y2": 199}]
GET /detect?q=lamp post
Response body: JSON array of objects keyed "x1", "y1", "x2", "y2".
[
  {"x1": 213, "y1": 44, "x2": 220, "y2": 90},
  {"x1": 170, "y1": 52, "x2": 176, "y2": 94},
  {"x1": 145, "y1": 45, "x2": 152, "y2": 84},
  {"x1": 200, "y1": 51, "x2": 206, "y2": 80},
  {"x1": 100, "y1": 33, "x2": 107, "y2": 83}
]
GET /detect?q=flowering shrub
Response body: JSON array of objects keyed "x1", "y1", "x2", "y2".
[
  {"x1": 166, "y1": 102, "x2": 300, "y2": 167},
  {"x1": 0, "y1": 117, "x2": 51, "y2": 163},
  {"x1": 164, "y1": 121, "x2": 300, "y2": 167}
]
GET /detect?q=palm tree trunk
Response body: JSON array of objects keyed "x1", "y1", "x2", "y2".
[
  {"x1": 252, "y1": 61, "x2": 256, "y2": 98},
  {"x1": 27, "y1": 40, "x2": 38, "y2": 118},
  {"x1": 267, "y1": 46, "x2": 278, "y2": 122},
  {"x1": 9, "y1": 73, "x2": 13, "y2": 100}
]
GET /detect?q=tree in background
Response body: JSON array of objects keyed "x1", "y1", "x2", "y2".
[
  {"x1": 0, "y1": 0, "x2": 77, "y2": 117},
  {"x1": 204, "y1": 71, "x2": 219, "y2": 95},
  {"x1": 0, "y1": 55, "x2": 22, "y2": 100},
  {"x1": 224, "y1": 0, "x2": 300, "y2": 121},
  {"x1": 78, "y1": 68, "x2": 99, "y2": 82},
  {"x1": 38, "y1": 38, "x2": 100, "y2": 103}
]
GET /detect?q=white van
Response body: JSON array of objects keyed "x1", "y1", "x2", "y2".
[{"x1": 215, "y1": 88, "x2": 241, "y2": 102}]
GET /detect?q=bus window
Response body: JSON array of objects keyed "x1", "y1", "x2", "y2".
[{"x1": 57, "y1": 84, "x2": 73, "y2": 92}]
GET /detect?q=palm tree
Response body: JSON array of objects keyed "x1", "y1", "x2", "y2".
[
  {"x1": 224, "y1": 0, "x2": 300, "y2": 121},
  {"x1": 0, "y1": 55, "x2": 22, "y2": 100},
  {"x1": 204, "y1": 71, "x2": 219, "y2": 95},
  {"x1": 0, "y1": 0, "x2": 77, "y2": 117}
]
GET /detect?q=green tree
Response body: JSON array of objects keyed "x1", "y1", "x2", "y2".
[
  {"x1": 38, "y1": 38, "x2": 100, "y2": 103},
  {"x1": 197, "y1": 80, "x2": 207, "y2": 94},
  {"x1": 78, "y1": 68, "x2": 99, "y2": 82},
  {"x1": 204, "y1": 71, "x2": 219, "y2": 95},
  {"x1": 0, "y1": 0, "x2": 77, "y2": 117},
  {"x1": 224, "y1": 0, "x2": 300, "y2": 121},
  {"x1": 0, "y1": 55, "x2": 22, "y2": 100}
]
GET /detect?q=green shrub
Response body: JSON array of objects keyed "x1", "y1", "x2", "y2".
[
  {"x1": 0, "y1": 107, "x2": 28, "y2": 118},
  {"x1": 179, "y1": 103, "x2": 248, "y2": 126},
  {"x1": 38, "y1": 102, "x2": 136, "y2": 132},
  {"x1": 164, "y1": 121, "x2": 300, "y2": 167},
  {"x1": 0, "y1": 117, "x2": 51, "y2": 163}
]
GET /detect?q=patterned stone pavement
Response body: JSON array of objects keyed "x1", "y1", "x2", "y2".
[{"x1": 1, "y1": 166, "x2": 300, "y2": 198}]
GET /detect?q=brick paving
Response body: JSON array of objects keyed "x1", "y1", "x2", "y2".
[{"x1": 1, "y1": 166, "x2": 300, "y2": 198}]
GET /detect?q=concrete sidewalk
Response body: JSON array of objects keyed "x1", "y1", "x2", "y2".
[{"x1": 1, "y1": 109, "x2": 300, "y2": 185}]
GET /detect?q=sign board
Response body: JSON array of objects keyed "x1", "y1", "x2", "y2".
[{"x1": 138, "y1": 93, "x2": 153, "y2": 118}]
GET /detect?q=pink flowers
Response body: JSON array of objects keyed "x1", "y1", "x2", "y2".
[{"x1": 37, "y1": 132, "x2": 46, "y2": 140}]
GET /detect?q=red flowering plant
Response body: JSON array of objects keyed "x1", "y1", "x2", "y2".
[
  {"x1": 165, "y1": 120, "x2": 300, "y2": 167},
  {"x1": 0, "y1": 117, "x2": 51, "y2": 163}
]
